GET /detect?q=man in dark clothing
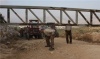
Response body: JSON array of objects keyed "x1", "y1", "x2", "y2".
[{"x1": 65, "y1": 20, "x2": 72, "y2": 44}]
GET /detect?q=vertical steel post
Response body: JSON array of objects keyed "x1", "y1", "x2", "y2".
[
  {"x1": 26, "y1": 9, "x2": 28, "y2": 23},
  {"x1": 60, "y1": 10, "x2": 62, "y2": 24},
  {"x1": 7, "y1": 8, "x2": 10, "y2": 23},
  {"x1": 43, "y1": 9, "x2": 46, "y2": 23},
  {"x1": 76, "y1": 11, "x2": 78, "y2": 24},
  {"x1": 90, "y1": 11, "x2": 93, "y2": 25}
]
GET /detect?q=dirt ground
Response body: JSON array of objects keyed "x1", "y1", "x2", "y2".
[{"x1": 0, "y1": 38, "x2": 100, "y2": 59}]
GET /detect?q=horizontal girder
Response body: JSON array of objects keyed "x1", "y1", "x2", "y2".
[{"x1": 0, "y1": 5, "x2": 100, "y2": 12}]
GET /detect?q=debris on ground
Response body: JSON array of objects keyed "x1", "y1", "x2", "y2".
[{"x1": 0, "y1": 25, "x2": 20, "y2": 59}]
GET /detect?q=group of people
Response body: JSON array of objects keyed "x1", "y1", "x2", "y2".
[{"x1": 43, "y1": 20, "x2": 72, "y2": 51}]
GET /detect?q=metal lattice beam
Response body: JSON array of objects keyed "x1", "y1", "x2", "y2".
[
  {"x1": 0, "y1": 5, "x2": 100, "y2": 12},
  {"x1": 11, "y1": 9, "x2": 25, "y2": 23},
  {"x1": 63, "y1": 10, "x2": 76, "y2": 24},
  {"x1": 0, "y1": 5, "x2": 100, "y2": 26},
  {"x1": 46, "y1": 10, "x2": 59, "y2": 24},
  {"x1": 92, "y1": 12, "x2": 100, "y2": 22},
  {"x1": 28, "y1": 9, "x2": 43, "y2": 23},
  {"x1": 78, "y1": 11, "x2": 90, "y2": 24}
]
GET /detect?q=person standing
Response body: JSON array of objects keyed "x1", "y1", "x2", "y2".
[
  {"x1": 44, "y1": 23, "x2": 55, "y2": 51},
  {"x1": 65, "y1": 20, "x2": 72, "y2": 44}
]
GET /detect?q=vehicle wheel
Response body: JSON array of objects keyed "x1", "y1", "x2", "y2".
[
  {"x1": 38, "y1": 34, "x2": 43, "y2": 39},
  {"x1": 34, "y1": 35, "x2": 38, "y2": 39}
]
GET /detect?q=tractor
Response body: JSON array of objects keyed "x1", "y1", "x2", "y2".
[{"x1": 19, "y1": 20, "x2": 43, "y2": 39}]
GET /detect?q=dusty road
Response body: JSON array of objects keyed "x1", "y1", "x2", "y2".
[{"x1": 1, "y1": 38, "x2": 100, "y2": 59}]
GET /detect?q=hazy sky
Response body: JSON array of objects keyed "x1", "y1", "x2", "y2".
[{"x1": 0, "y1": 0, "x2": 100, "y2": 24}]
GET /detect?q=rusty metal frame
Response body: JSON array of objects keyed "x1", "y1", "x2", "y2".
[
  {"x1": 63, "y1": 10, "x2": 76, "y2": 24},
  {"x1": 43, "y1": 9, "x2": 46, "y2": 23},
  {"x1": 7, "y1": 8, "x2": 10, "y2": 23},
  {"x1": 28, "y1": 9, "x2": 42, "y2": 23},
  {"x1": 78, "y1": 11, "x2": 90, "y2": 24},
  {"x1": 25, "y1": 9, "x2": 28, "y2": 23},
  {"x1": 92, "y1": 12, "x2": 100, "y2": 22},
  {"x1": 76, "y1": 11, "x2": 78, "y2": 24},
  {"x1": 60, "y1": 10, "x2": 62, "y2": 24},
  {"x1": 0, "y1": 5, "x2": 100, "y2": 26},
  {"x1": 11, "y1": 9, "x2": 25, "y2": 23},
  {"x1": 46, "y1": 10, "x2": 59, "y2": 24}
]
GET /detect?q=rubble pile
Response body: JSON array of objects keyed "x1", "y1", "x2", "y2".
[
  {"x1": 92, "y1": 32, "x2": 100, "y2": 42},
  {"x1": 73, "y1": 32, "x2": 100, "y2": 43},
  {"x1": 0, "y1": 25, "x2": 19, "y2": 42}
]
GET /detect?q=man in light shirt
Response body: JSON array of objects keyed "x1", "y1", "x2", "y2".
[
  {"x1": 65, "y1": 20, "x2": 72, "y2": 44},
  {"x1": 44, "y1": 23, "x2": 55, "y2": 51}
]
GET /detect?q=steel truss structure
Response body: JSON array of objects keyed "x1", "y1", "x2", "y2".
[{"x1": 0, "y1": 5, "x2": 100, "y2": 26}]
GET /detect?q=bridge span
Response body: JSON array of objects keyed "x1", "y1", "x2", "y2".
[{"x1": 0, "y1": 5, "x2": 100, "y2": 26}]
